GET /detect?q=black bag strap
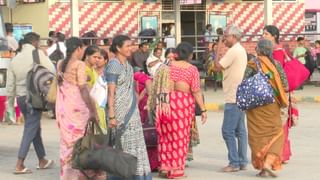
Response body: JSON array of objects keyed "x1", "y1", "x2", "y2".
[
  {"x1": 32, "y1": 49, "x2": 40, "y2": 65},
  {"x1": 83, "y1": 120, "x2": 104, "y2": 136},
  {"x1": 56, "y1": 42, "x2": 61, "y2": 51}
]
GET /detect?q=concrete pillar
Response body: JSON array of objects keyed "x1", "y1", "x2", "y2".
[
  {"x1": 264, "y1": 0, "x2": 272, "y2": 25},
  {"x1": 317, "y1": 12, "x2": 320, "y2": 40},
  {"x1": 70, "y1": 0, "x2": 80, "y2": 37},
  {"x1": 174, "y1": 0, "x2": 181, "y2": 44}
]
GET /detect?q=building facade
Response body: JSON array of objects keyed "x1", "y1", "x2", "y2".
[{"x1": 1, "y1": 0, "x2": 306, "y2": 53}]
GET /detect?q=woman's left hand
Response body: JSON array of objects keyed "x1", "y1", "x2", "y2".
[
  {"x1": 161, "y1": 103, "x2": 171, "y2": 117},
  {"x1": 109, "y1": 119, "x2": 118, "y2": 128}
]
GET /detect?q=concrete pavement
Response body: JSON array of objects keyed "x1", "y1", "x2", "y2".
[{"x1": 1, "y1": 102, "x2": 320, "y2": 180}]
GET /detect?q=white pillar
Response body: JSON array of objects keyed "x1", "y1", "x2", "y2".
[
  {"x1": 317, "y1": 12, "x2": 320, "y2": 41},
  {"x1": 70, "y1": 0, "x2": 80, "y2": 37},
  {"x1": 264, "y1": 0, "x2": 272, "y2": 25},
  {"x1": 174, "y1": 0, "x2": 181, "y2": 45}
]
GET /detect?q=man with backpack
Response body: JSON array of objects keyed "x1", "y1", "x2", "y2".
[
  {"x1": 46, "y1": 32, "x2": 66, "y2": 66},
  {"x1": 7, "y1": 32, "x2": 55, "y2": 174}
]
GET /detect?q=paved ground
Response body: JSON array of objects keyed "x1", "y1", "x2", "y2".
[{"x1": 1, "y1": 101, "x2": 320, "y2": 180}]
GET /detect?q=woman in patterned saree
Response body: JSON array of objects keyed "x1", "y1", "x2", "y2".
[
  {"x1": 244, "y1": 39, "x2": 288, "y2": 177},
  {"x1": 56, "y1": 37, "x2": 98, "y2": 180},
  {"x1": 151, "y1": 42, "x2": 207, "y2": 179},
  {"x1": 105, "y1": 35, "x2": 151, "y2": 180}
]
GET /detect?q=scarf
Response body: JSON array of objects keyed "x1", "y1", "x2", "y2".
[
  {"x1": 258, "y1": 56, "x2": 289, "y2": 108},
  {"x1": 147, "y1": 64, "x2": 170, "y2": 113}
]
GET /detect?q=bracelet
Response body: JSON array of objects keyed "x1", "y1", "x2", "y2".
[
  {"x1": 109, "y1": 116, "x2": 115, "y2": 120},
  {"x1": 201, "y1": 109, "x2": 207, "y2": 113}
]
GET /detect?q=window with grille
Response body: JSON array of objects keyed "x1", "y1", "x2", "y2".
[
  {"x1": 162, "y1": 0, "x2": 206, "y2": 10},
  {"x1": 0, "y1": 0, "x2": 46, "y2": 5}
]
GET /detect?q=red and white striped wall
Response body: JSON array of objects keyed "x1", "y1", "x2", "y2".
[
  {"x1": 49, "y1": 2, "x2": 161, "y2": 38},
  {"x1": 49, "y1": 2, "x2": 305, "y2": 41},
  {"x1": 208, "y1": 2, "x2": 305, "y2": 41}
]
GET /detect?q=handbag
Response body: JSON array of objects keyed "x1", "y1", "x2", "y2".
[
  {"x1": 143, "y1": 123, "x2": 157, "y2": 147},
  {"x1": 90, "y1": 76, "x2": 107, "y2": 108},
  {"x1": 71, "y1": 120, "x2": 108, "y2": 170},
  {"x1": 195, "y1": 93, "x2": 205, "y2": 116},
  {"x1": 236, "y1": 58, "x2": 275, "y2": 110},
  {"x1": 282, "y1": 50, "x2": 310, "y2": 91},
  {"x1": 71, "y1": 121, "x2": 137, "y2": 179},
  {"x1": 72, "y1": 88, "x2": 138, "y2": 179},
  {"x1": 284, "y1": 58, "x2": 310, "y2": 91}
]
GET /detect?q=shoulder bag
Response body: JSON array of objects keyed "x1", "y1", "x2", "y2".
[{"x1": 236, "y1": 58, "x2": 275, "y2": 110}]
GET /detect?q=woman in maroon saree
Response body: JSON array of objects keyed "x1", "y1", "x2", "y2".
[{"x1": 134, "y1": 70, "x2": 159, "y2": 171}]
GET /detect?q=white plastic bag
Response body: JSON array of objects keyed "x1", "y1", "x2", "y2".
[{"x1": 90, "y1": 76, "x2": 107, "y2": 108}]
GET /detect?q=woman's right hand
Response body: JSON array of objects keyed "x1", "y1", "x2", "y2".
[{"x1": 89, "y1": 112, "x2": 99, "y2": 123}]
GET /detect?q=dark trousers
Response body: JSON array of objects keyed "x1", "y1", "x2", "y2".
[{"x1": 16, "y1": 96, "x2": 46, "y2": 159}]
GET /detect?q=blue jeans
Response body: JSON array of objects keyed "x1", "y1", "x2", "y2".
[
  {"x1": 16, "y1": 96, "x2": 46, "y2": 160},
  {"x1": 222, "y1": 103, "x2": 248, "y2": 168}
]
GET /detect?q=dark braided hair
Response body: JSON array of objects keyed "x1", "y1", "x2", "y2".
[{"x1": 58, "y1": 37, "x2": 83, "y2": 85}]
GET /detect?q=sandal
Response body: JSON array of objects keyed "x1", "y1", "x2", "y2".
[
  {"x1": 37, "y1": 159, "x2": 54, "y2": 169},
  {"x1": 256, "y1": 170, "x2": 268, "y2": 177},
  {"x1": 159, "y1": 170, "x2": 168, "y2": 178},
  {"x1": 13, "y1": 167, "x2": 32, "y2": 175},
  {"x1": 263, "y1": 167, "x2": 278, "y2": 178}
]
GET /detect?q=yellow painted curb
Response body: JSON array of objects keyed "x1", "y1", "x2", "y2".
[
  {"x1": 205, "y1": 103, "x2": 222, "y2": 111},
  {"x1": 295, "y1": 96, "x2": 302, "y2": 102}
]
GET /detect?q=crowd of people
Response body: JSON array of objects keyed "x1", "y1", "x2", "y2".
[{"x1": 3, "y1": 22, "x2": 320, "y2": 180}]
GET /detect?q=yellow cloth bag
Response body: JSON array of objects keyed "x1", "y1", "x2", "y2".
[{"x1": 46, "y1": 76, "x2": 57, "y2": 104}]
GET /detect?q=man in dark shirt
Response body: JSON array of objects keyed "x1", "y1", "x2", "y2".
[{"x1": 132, "y1": 42, "x2": 150, "y2": 70}]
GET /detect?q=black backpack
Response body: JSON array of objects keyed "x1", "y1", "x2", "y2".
[
  {"x1": 49, "y1": 43, "x2": 64, "y2": 65},
  {"x1": 26, "y1": 49, "x2": 55, "y2": 110},
  {"x1": 305, "y1": 49, "x2": 316, "y2": 74}
]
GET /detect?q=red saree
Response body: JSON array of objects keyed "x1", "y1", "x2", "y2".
[{"x1": 156, "y1": 64, "x2": 200, "y2": 178}]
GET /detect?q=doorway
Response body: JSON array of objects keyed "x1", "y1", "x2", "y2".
[{"x1": 181, "y1": 11, "x2": 206, "y2": 61}]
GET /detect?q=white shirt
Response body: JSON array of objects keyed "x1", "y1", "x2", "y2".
[
  {"x1": 164, "y1": 36, "x2": 176, "y2": 48},
  {"x1": 46, "y1": 42, "x2": 66, "y2": 59},
  {"x1": 146, "y1": 54, "x2": 163, "y2": 77},
  {"x1": 6, "y1": 35, "x2": 18, "y2": 51},
  {"x1": 219, "y1": 42, "x2": 247, "y2": 103}
]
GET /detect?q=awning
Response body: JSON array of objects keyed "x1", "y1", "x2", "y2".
[{"x1": 305, "y1": 0, "x2": 320, "y2": 12}]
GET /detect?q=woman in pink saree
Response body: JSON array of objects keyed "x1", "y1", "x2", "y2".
[{"x1": 56, "y1": 37, "x2": 98, "y2": 180}]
